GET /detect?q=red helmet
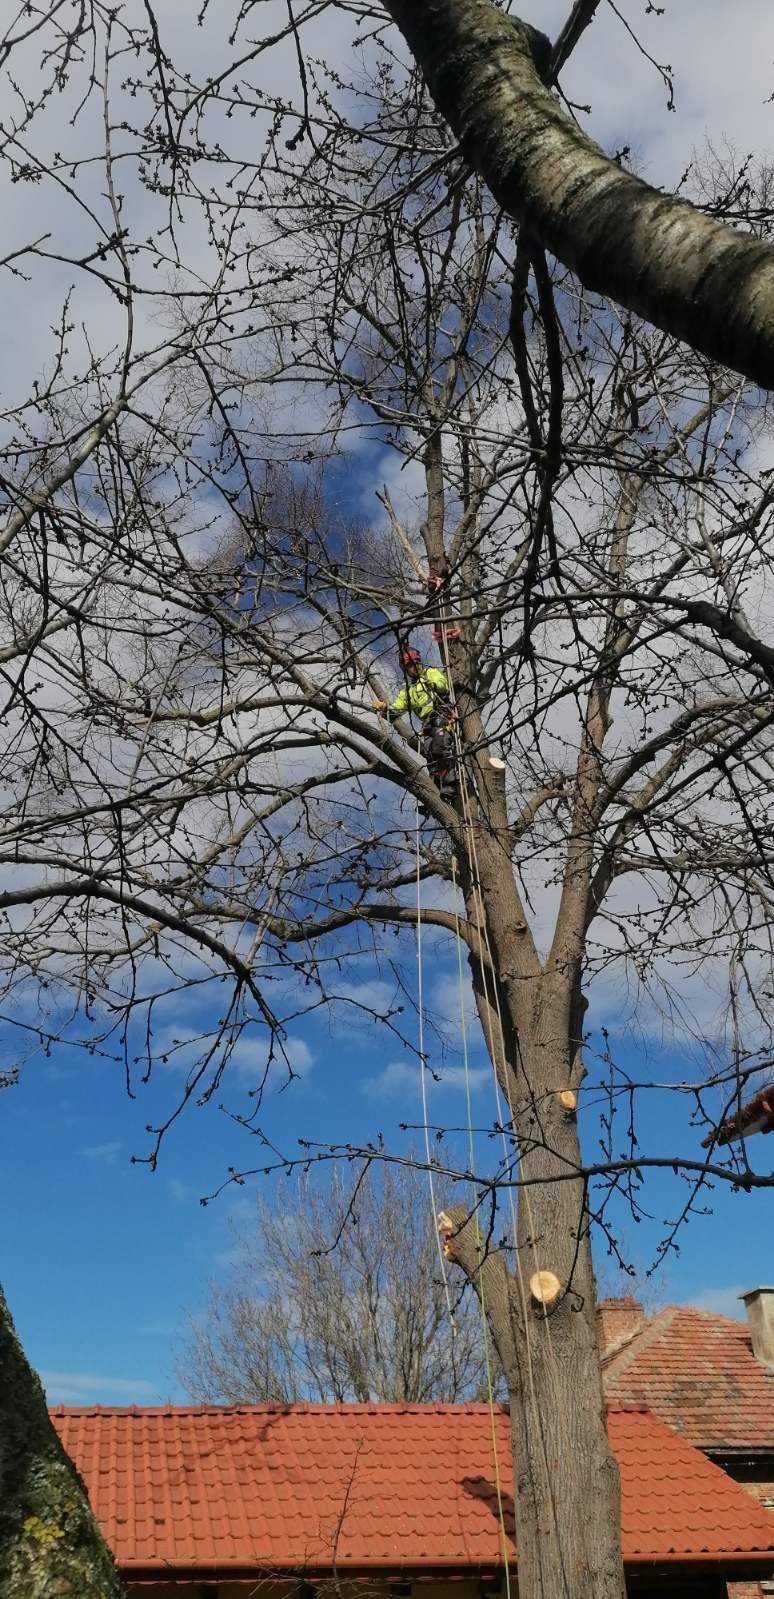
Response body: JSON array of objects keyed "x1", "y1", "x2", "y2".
[{"x1": 401, "y1": 647, "x2": 422, "y2": 667}]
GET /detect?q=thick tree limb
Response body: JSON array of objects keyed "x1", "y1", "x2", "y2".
[
  {"x1": 262, "y1": 901, "x2": 492, "y2": 968},
  {"x1": 438, "y1": 1204, "x2": 518, "y2": 1379},
  {"x1": 382, "y1": 0, "x2": 774, "y2": 387}
]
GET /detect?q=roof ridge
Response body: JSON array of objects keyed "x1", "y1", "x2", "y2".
[
  {"x1": 602, "y1": 1301, "x2": 750, "y2": 1378},
  {"x1": 49, "y1": 1400, "x2": 513, "y2": 1418},
  {"x1": 602, "y1": 1303, "x2": 680, "y2": 1376},
  {"x1": 49, "y1": 1399, "x2": 655, "y2": 1421},
  {"x1": 672, "y1": 1304, "x2": 747, "y2": 1330}
]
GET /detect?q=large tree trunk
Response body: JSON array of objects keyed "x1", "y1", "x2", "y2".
[
  {"x1": 0, "y1": 1285, "x2": 124, "y2": 1599},
  {"x1": 507, "y1": 1018, "x2": 624, "y2": 1599},
  {"x1": 442, "y1": 1038, "x2": 624, "y2": 1599},
  {"x1": 383, "y1": 0, "x2": 774, "y2": 389},
  {"x1": 442, "y1": 805, "x2": 625, "y2": 1599}
]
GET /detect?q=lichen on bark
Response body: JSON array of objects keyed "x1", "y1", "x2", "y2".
[{"x1": 0, "y1": 1284, "x2": 123, "y2": 1598}]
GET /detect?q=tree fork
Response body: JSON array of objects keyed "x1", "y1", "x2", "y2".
[
  {"x1": 382, "y1": 0, "x2": 774, "y2": 388},
  {"x1": 0, "y1": 1285, "x2": 123, "y2": 1598}
]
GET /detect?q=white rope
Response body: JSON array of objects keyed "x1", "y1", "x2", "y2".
[
  {"x1": 436, "y1": 599, "x2": 570, "y2": 1599},
  {"x1": 415, "y1": 795, "x2": 457, "y2": 1333}
]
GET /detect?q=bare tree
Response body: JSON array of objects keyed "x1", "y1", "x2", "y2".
[
  {"x1": 2, "y1": 6, "x2": 774, "y2": 1598},
  {"x1": 177, "y1": 1162, "x2": 498, "y2": 1404}
]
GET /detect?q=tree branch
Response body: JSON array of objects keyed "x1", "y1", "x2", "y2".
[
  {"x1": 438, "y1": 1203, "x2": 518, "y2": 1379},
  {"x1": 550, "y1": 0, "x2": 604, "y2": 79},
  {"x1": 382, "y1": 0, "x2": 774, "y2": 387}
]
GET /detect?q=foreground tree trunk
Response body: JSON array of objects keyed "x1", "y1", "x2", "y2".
[
  {"x1": 383, "y1": 0, "x2": 774, "y2": 388},
  {"x1": 0, "y1": 1286, "x2": 123, "y2": 1599}
]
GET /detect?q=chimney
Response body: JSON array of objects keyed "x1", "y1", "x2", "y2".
[
  {"x1": 596, "y1": 1296, "x2": 645, "y2": 1354},
  {"x1": 740, "y1": 1288, "x2": 774, "y2": 1371}
]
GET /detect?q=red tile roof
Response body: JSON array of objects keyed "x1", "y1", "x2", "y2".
[
  {"x1": 703, "y1": 1082, "x2": 774, "y2": 1146},
  {"x1": 50, "y1": 1402, "x2": 774, "y2": 1580},
  {"x1": 603, "y1": 1306, "x2": 774, "y2": 1454}
]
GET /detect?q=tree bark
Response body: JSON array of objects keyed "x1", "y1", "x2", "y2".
[
  {"x1": 382, "y1": 0, "x2": 774, "y2": 389},
  {"x1": 442, "y1": 1004, "x2": 625, "y2": 1599},
  {"x1": 506, "y1": 999, "x2": 624, "y2": 1599},
  {"x1": 441, "y1": 808, "x2": 625, "y2": 1599},
  {"x1": 0, "y1": 1285, "x2": 124, "y2": 1598}
]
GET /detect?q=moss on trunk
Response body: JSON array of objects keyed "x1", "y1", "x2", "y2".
[{"x1": 0, "y1": 1284, "x2": 124, "y2": 1598}]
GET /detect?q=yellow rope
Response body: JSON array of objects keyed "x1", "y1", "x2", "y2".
[
  {"x1": 435, "y1": 602, "x2": 569, "y2": 1598},
  {"x1": 404, "y1": 647, "x2": 510, "y2": 1582},
  {"x1": 415, "y1": 795, "x2": 457, "y2": 1334},
  {"x1": 451, "y1": 854, "x2": 513, "y2": 1599}
]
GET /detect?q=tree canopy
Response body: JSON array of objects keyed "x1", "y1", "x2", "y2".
[{"x1": 2, "y1": 5, "x2": 774, "y2": 1596}]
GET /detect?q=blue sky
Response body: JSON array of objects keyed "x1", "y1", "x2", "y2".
[
  {"x1": 3, "y1": 0, "x2": 774, "y2": 1408},
  {"x1": 4, "y1": 942, "x2": 771, "y2": 1407}
]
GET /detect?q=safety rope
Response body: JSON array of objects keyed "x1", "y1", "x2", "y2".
[
  {"x1": 408, "y1": 613, "x2": 514, "y2": 1592},
  {"x1": 451, "y1": 854, "x2": 513, "y2": 1599},
  {"x1": 387, "y1": 604, "x2": 566, "y2": 1595},
  {"x1": 372, "y1": 693, "x2": 455, "y2": 1331},
  {"x1": 415, "y1": 792, "x2": 458, "y2": 1335},
  {"x1": 400, "y1": 649, "x2": 512, "y2": 1581},
  {"x1": 434, "y1": 599, "x2": 570, "y2": 1599}
]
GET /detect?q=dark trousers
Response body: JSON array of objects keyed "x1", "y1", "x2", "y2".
[{"x1": 421, "y1": 711, "x2": 455, "y2": 793}]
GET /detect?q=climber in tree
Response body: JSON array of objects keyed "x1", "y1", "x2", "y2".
[{"x1": 375, "y1": 647, "x2": 457, "y2": 802}]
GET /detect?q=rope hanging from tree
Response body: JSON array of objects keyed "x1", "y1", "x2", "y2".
[{"x1": 418, "y1": 578, "x2": 571, "y2": 1598}]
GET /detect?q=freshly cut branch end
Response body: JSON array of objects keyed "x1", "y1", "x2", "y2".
[
  {"x1": 558, "y1": 1089, "x2": 578, "y2": 1115},
  {"x1": 529, "y1": 1269, "x2": 562, "y2": 1310},
  {"x1": 438, "y1": 1210, "x2": 456, "y2": 1258},
  {"x1": 434, "y1": 1208, "x2": 460, "y2": 1260}
]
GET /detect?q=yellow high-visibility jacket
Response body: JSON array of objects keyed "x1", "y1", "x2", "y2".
[{"x1": 389, "y1": 667, "x2": 449, "y2": 722}]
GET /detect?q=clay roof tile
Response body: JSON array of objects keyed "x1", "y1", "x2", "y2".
[
  {"x1": 603, "y1": 1305, "x2": 774, "y2": 1452},
  {"x1": 51, "y1": 1402, "x2": 774, "y2": 1576}
]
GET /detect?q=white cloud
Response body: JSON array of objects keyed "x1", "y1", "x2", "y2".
[
  {"x1": 166, "y1": 1176, "x2": 193, "y2": 1205},
  {"x1": 80, "y1": 1141, "x2": 122, "y2": 1165},
  {"x1": 687, "y1": 1284, "x2": 748, "y2": 1322},
  {"x1": 364, "y1": 1058, "x2": 489, "y2": 1100},
  {"x1": 231, "y1": 1033, "x2": 315, "y2": 1080},
  {"x1": 330, "y1": 978, "x2": 404, "y2": 1020},
  {"x1": 284, "y1": 1037, "x2": 315, "y2": 1077},
  {"x1": 42, "y1": 1370, "x2": 157, "y2": 1405},
  {"x1": 147, "y1": 1018, "x2": 314, "y2": 1084}
]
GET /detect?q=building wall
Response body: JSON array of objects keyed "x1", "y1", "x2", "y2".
[
  {"x1": 719, "y1": 1460, "x2": 774, "y2": 1599},
  {"x1": 124, "y1": 1573, "x2": 762, "y2": 1599},
  {"x1": 124, "y1": 1580, "x2": 493, "y2": 1599}
]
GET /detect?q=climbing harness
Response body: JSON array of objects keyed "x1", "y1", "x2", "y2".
[{"x1": 379, "y1": 648, "x2": 460, "y2": 803}]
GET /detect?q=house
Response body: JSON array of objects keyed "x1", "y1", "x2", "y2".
[
  {"x1": 701, "y1": 1083, "x2": 774, "y2": 1146},
  {"x1": 599, "y1": 1284, "x2": 774, "y2": 1598},
  {"x1": 52, "y1": 1400, "x2": 774, "y2": 1598}
]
